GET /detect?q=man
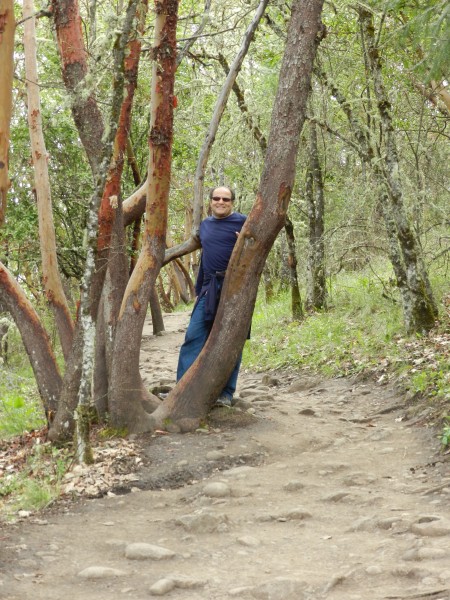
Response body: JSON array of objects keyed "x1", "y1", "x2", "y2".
[{"x1": 176, "y1": 185, "x2": 246, "y2": 407}]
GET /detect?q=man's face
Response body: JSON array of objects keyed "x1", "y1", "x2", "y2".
[{"x1": 210, "y1": 186, "x2": 233, "y2": 219}]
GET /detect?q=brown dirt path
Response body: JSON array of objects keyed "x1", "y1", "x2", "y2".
[{"x1": 1, "y1": 312, "x2": 450, "y2": 600}]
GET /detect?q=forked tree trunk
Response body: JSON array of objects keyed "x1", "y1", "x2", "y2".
[
  {"x1": 151, "y1": 0, "x2": 326, "y2": 432},
  {"x1": 23, "y1": 0, "x2": 74, "y2": 360},
  {"x1": 108, "y1": 0, "x2": 179, "y2": 431},
  {"x1": 48, "y1": 0, "x2": 145, "y2": 442},
  {"x1": 0, "y1": 0, "x2": 15, "y2": 225},
  {"x1": 0, "y1": 263, "x2": 62, "y2": 416},
  {"x1": 305, "y1": 120, "x2": 326, "y2": 311},
  {"x1": 75, "y1": 0, "x2": 141, "y2": 462}
]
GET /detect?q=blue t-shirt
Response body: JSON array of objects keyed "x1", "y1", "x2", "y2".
[{"x1": 195, "y1": 212, "x2": 246, "y2": 295}]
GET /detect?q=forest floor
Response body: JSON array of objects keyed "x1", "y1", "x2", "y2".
[{"x1": 1, "y1": 311, "x2": 450, "y2": 600}]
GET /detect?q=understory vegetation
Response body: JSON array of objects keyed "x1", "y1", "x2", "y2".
[{"x1": 244, "y1": 262, "x2": 450, "y2": 427}]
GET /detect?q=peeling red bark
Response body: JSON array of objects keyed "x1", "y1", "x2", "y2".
[
  {"x1": 52, "y1": 0, "x2": 104, "y2": 174},
  {"x1": 108, "y1": 0, "x2": 179, "y2": 431},
  {"x1": 91, "y1": 1, "x2": 148, "y2": 315}
]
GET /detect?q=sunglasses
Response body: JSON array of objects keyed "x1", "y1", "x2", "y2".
[{"x1": 211, "y1": 196, "x2": 232, "y2": 202}]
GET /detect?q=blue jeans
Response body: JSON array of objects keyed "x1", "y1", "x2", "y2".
[{"x1": 176, "y1": 295, "x2": 242, "y2": 400}]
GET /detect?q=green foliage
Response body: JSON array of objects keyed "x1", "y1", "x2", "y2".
[
  {"x1": 0, "y1": 442, "x2": 72, "y2": 518},
  {"x1": 98, "y1": 426, "x2": 128, "y2": 440},
  {"x1": 0, "y1": 368, "x2": 46, "y2": 437},
  {"x1": 244, "y1": 266, "x2": 404, "y2": 375},
  {"x1": 440, "y1": 417, "x2": 450, "y2": 447},
  {"x1": 243, "y1": 262, "x2": 449, "y2": 408}
]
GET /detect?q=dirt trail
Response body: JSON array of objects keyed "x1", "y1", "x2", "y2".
[{"x1": 1, "y1": 312, "x2": 450, "y2": 600}]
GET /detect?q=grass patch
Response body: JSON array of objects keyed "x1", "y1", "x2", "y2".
[
  {"x1": 0, "y1": 366, "x2": 46, "y2": 437},
  {"x1": 243, "y1": 266, "x2": 449, "y2": 437},
  {"x1": 0, "y1": 437, "x2": 73, "y2": 520}
]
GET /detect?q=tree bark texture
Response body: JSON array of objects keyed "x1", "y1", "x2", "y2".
[
  {"x1": 108, "y1": 0, "x2": 179, "y2": 431},
  {"x1": 149, "y1": 284, "x2": 165, "y2": 335},
  {"x1": 48, "y1": 0, "x2": 142, "y2": 444},
  {"x1": 151, "y1": 0, "x2": 326, "y2": 431},
  {"x1": 75, "y1": 0, "x2": 141, "y2": 460},
  {"x1": 305, "y1": 120, "x2": 326, "y2": 311},
  {"x1": 0, "y1": 0, "x2": 15, "y2": 225},
  {"x1": 90, "y1": 0, "x2": 147, "y2": 317},
  {"x1": 0, "y1": 263, "x2": 62, "y2": 416},
  {"x1": 23, "y1": 0, "x2": 74, "y2": 360},
  {"x1": 52, "y1": 0, "x2": 105, "y2": 176},
  {"x1": 358, "y1": 7, "x2": 437, "y2": 333},
  {"x1": 285, "y1": 215, "x2": 303, "y2": 320}
]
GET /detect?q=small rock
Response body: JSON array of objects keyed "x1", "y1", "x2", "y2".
[
  {"x1": 168, "y1": 574, "x2": 206, "y2": 589},
  {"x1": 203, "y1": 482, "x2": 231, "y2": 498},
  {"x1": 321, "y1": 491, "x2": 351, "y2": 502},
  {"x1": 78, "y1": 566, "x2": 127, "y2": 579},
  {"x1": 206, "y1": 450, "x2": 226, "y2": 461},
  {"x1": 287, "y1": 379, "x2": 318, "y2": 393},
  {"x1": 261, "y1": 375, "x2": 281, "y2": 387},
  {"x1": 366, "y1": 565, "x2": 383, "y2": 575},
  {"x1": 283, "y1": 480, "x2": 305, "y2": 492},
  {"x1": 125, "y1": 543, "x2": 175, "y2": 560},
  {"x1": 411, "y1": 516, "x2": 450, "y2": 537},
  {"x1": 149, "y1": 578, "x2": 176, "y2": 596},
  {"x1": 175, "y1": 510, "x2": 229, "y2": 533},
  {"x1": 237, "y1": 535, "x2": 260, "y2": 547},
  {"x1": 298, "y1": 408, "x2": 316, "y2": 416}
]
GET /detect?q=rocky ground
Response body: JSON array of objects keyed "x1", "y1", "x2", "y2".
[{"x1": 1, "y1": 311, "x2": 450, "y2": 600}]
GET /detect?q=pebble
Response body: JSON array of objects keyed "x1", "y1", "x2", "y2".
[
  {"x1": 149, "y1": 578, "x2": 176, "y2": 596},
  {"x1": 237, "y1": 535, "x2": 260, "y2": 547},
  {"x1": 411, "y1": 516, "x2": 450, "y2": 537},
  {"x1": 283, "y1": 480, "x2": 305, "y2": 492},
  {"x1": 202, "y1": 482, "x2": 231, "y2": 498},
  {"x1": 365, "y1": 565, "x2": 383, "y2": 575},
  {"x1": 175, "y1": 510, "x2": 230, "y2": 533},
  {"x1": 125, "y1": 543, "x2": 175, "y2": 560},
  {"x1": 78, "y1": 566, "x2": 127, "y2": 579},
  {"x1": 206, "y1": 450, "x2": 226, "y2": 461},
  {"x1": 321, "y1": 491, "x2": 351, "y2": 502}
]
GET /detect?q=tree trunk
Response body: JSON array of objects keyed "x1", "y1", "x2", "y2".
[
  {"x1": 52, "y1": 0, "x2": 105, "y2": 176},
  {"x1": 150, "y1": 284, "x2": 165, "y2": 335},
  {"x1": 0, "y1": 262, "x2": 62, "y2": 417},
  {"x1": 151, "y1": 0, "x2": 326, "y2": 432},
  {"x1": 108, "y1": 0, "x2": 179, "y2": 431},
  {"x1": 0, "y1": 0, "x2": 15, "y2": 225},
  {"x1": 23, "y1": 0, "x2": 74, "y2": 360},
  {"x1": 284, "y1": 215, "x2": 303, "y2": 320},
  {"x1": 75, "y1": 0, "x2": 141, "y2": 462},
  {"x1": 358, "y1": 7, "x2": 437, "y2": 333},
  {"x1": 305, "y1": 120, "x2": 326, "y2": 311}
]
